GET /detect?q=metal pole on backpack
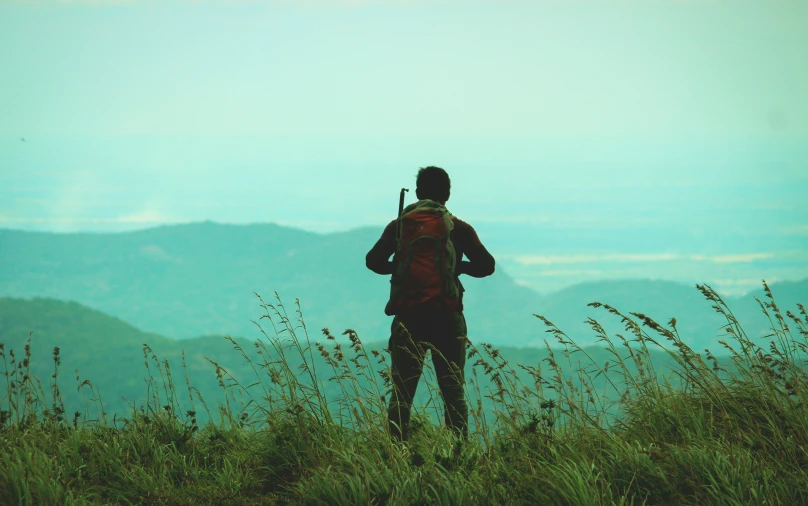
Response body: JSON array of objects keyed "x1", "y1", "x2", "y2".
[
  {"x1": 391, "y1": 187, "x2": 409, "y2": 278},
  {"x1": 397, "y1": 188, "x2": 409, "y2": 242},
  {"x1": 385, "y1": 188, "x2": 410, "y2": 316}
]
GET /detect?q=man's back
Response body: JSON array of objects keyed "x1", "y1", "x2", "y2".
[{"x1": 365, "y1": 214, "x2": 495, "y2": 313}]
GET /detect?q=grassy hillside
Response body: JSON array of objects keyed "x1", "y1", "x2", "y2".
[
  {"x1": 1, "y1": 283, "x2": 807, "y2": 505},
  {"x1": 0, "y1": 296, "x2": 679, "y2": 428},
  {"x1": 2, "y1": 280, "x2": 803, "y2": 427},
  {"x1": 0, "y1": 297, "x2": 256, "y2": 425}
]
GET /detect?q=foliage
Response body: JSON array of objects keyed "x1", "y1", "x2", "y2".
[{"x1": 1, "y1": 281, "x2": 807, "y2": 505}]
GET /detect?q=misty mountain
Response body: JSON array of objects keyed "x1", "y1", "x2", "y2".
[
  {"x1": 0, "y1": 223, "x2": 543, "y2": 346},
  {"x1": 0, "y1": 296, "x2": 347, "y2": 424},
  {"x1": 529, "y1": 279, "x2": 806, "y2": 352},
  {"x1": 1, "y1": 223, "x2": 805, "y2": 350},
  {"x1": 0, "y1": 297, "x2": 694, "y2": 426}
]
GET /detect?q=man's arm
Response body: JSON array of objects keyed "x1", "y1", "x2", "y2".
[
  {"x1": 456, "y1": 222, "x2": 495, "y2": 278},
  {"x1": 365, "y1": 221, "x2": 397, "y2": 275}
]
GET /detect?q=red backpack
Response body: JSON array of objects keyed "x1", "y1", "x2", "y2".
[{"x1": 385, "y1": 200, "x2": 461, "y2": 316}]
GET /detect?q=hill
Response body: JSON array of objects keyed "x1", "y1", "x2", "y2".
[
  {"x1": 0, "y1": 223, "x2": 544, "y2": 346},
  {"x1": 1, "y1": 223, "x2": 805, "y2": 350},
  {"x1": 0, "y1": 297, "x2": 689, "y2": 425},
  {"x1": 0, "y1": 297, "x2": 262, "y2": 423},
  {"x1": 4, "y1": 296, "x2": 808, "y2": 506}
]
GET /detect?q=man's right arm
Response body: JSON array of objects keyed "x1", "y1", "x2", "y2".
[{"x1": 365, "y1": 221, "x2": 397, "y2": 275}]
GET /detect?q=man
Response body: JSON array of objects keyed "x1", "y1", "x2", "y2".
[{"x1": 365, "y1": 166, "x2": 495, "y2": 442}]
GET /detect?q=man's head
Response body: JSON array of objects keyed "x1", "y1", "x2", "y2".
[{"x1": 415, "y1": 166, "x2": 451, "y2": 204}]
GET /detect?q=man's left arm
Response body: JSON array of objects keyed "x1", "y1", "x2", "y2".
[{"x1": 455, "y1": 221, "x2": 495, "y2": 278}]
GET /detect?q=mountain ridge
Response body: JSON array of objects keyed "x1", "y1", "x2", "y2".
[
  {"x1": 0, "y1": 296, "x2": 694, "y2": 426},
  {"x1": 1, "y1": 222, "x2": 805, "y2": 349}
]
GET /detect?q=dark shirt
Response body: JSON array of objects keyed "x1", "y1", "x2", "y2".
[{"x1": 365, "y1": 215, "x2": 496, "y2": 312}]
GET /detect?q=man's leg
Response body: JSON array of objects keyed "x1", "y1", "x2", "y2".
[
  {"x1": 387, "y1": 312, "x2": 427, "y2": 441},
  {"x1": 431, "y1": 311, "x2": 469, "y2": 440}
]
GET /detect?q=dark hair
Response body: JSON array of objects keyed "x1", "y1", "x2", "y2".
[{"x1": 415, "y1": 166, "x2": 451, "y2": 203}]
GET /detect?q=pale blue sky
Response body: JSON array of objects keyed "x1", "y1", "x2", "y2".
[
  {"x1": 2, "y1": 0, "x2": 807, "y2": 139},
  {"x1": 1, "y1": 0, "x2": 807, "y2": 294}
]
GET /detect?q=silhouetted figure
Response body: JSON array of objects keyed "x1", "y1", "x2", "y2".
[{"x1": 366, "y1": 166, "x2": 495, "y2": 443}]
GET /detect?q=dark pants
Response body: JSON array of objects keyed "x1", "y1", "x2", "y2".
[{"x1": 387, "y1": 304, "x2": 468, "y2": 441}]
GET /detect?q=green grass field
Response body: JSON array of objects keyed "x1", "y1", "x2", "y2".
[{"x1": 1, "y1": 282, "x2": 807, "y2": 505}]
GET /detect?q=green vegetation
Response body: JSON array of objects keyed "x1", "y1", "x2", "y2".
[
  {"x1": 2, "y1": 282, "x2": 808, "y2": 505},
  {"x1": 0, "y1": 296, "x2": 686, "y2": 428}
]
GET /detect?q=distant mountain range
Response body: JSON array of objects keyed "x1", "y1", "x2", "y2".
[{"x1": 1, "y1": 222, "x2": 805, "y2": 350}]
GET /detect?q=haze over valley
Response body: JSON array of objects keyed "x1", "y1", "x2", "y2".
[{"x1": 2, "y1": 222, "x2": 805, "y2": 352}]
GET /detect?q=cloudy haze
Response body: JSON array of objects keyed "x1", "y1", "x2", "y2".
[
  {"x1": 1, "y1": 0, "x2": 806, "y2": 295},
  {"x1": 3, "y1": 0, "x2": 807, "y2": 138}
]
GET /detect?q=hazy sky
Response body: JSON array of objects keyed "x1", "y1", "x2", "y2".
[
  {"x1": 1, "y1": 0, "x2": 807, "y2": 293},
  {"x1": 2, "y1": 0, "x2": 806, "y2": 139}
]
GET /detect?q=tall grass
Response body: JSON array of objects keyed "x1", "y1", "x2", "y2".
[{"x1": 1, "y1": 281, "x2": 807, "y2": 505}]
